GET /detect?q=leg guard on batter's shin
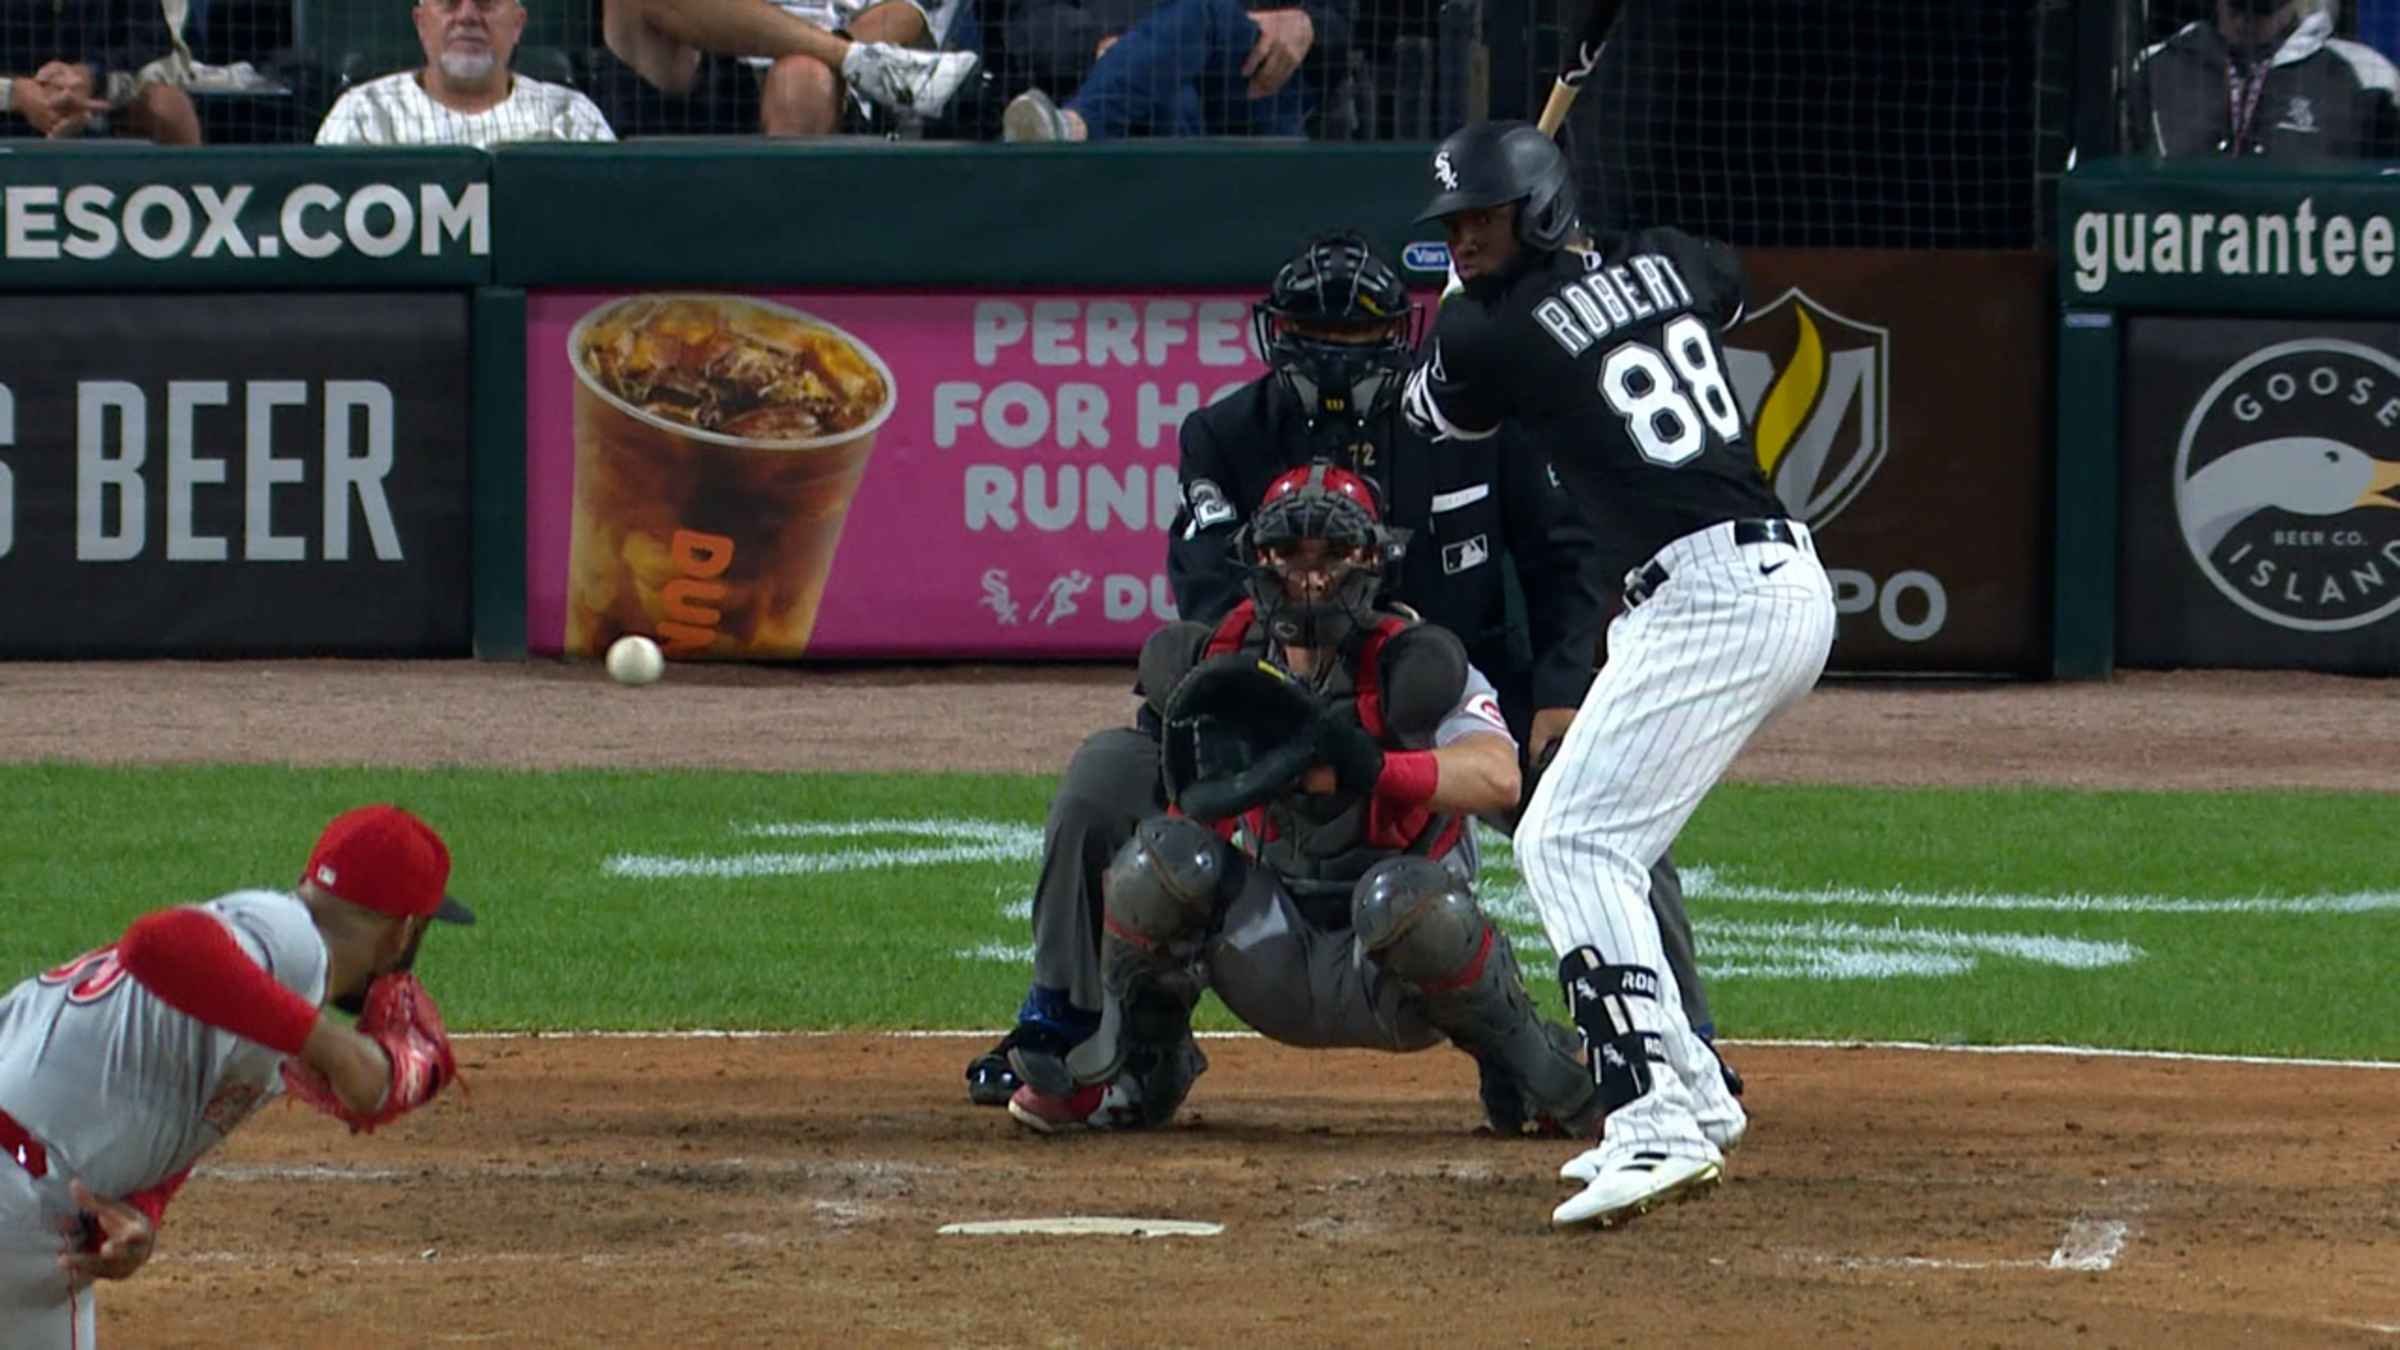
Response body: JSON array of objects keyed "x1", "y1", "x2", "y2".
[
  {"x1": 1353, "y1": 857, "x2": 1599, "y2": 1136},
  {"x1": 1027, "y1": 816, "x2": 1227, "y2": 1127},
  {"x1": 1558, "y1": 946, "x2": 1671, "y2": 1119}
]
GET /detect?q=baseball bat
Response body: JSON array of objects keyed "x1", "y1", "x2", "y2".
[
  {"x1": 1538, "y1": 0, "x2": 1624, "y2": 136},
  {"x1": 1439, "y1": 0, "x2": 1625, "y2": 300}
]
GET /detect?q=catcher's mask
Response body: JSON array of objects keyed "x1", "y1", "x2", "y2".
[
  {"x1": 1235, "y1": 463, "x2": 1400, "y2": 652},
  {"x1": 1251, "y1": 231, "x2": 1418, "y2": 464}
]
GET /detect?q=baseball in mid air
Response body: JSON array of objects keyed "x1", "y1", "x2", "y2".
[{"x1": 605, "y1": 635, "x2": 666, "y2": 687}]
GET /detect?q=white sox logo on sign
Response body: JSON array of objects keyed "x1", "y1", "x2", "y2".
[
  {"x1": 1433, "y1": 151, "x2": 1459, "y2": 191},
  {"x1": 2174, "y1": 339, "x2": 2400, "y2": 632}
]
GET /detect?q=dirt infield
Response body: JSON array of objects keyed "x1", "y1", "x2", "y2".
[{"x1": 5, "y1": 661, "x2": 2397, "y2": 1347}]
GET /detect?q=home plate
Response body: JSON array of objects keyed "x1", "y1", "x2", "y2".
[{"x1": 937, "y1": 1217, "x2": 1224, "y2": 1238}]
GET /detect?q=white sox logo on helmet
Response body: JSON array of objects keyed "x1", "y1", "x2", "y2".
[{"x1": 1433, "y1": 151, "x2": 1459, "y2": 191}]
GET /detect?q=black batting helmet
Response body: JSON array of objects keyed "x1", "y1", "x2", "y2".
[
  {"x1": 1415, "y1": 120, "x2": 1580, "y2": 253},
  {"x1": 1251, "y1": 231, "x2": 1418, "y2": 454}
]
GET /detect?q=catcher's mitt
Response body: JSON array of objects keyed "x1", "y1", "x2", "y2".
[
  {"x1": 1161, "y1": 653, "x2": 1323, "y2": 822},
  {"x1": 282, "y1": 973, "x2": 459, "y2": 1134}
]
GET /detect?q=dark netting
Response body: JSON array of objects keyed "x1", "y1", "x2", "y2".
[{"x1": 1508, "y1": 0, "x2": 2075, "y2": 249}]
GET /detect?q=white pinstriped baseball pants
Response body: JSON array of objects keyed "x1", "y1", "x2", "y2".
[{"x1": 1515, "y1": 518, "x2": 1836, "y2": 1156}]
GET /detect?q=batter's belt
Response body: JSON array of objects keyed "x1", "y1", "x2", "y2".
[{"x1": 1623, "y1": 516, "x2": 1802, "y2": 609}]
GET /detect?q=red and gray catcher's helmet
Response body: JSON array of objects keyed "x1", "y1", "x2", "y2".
[{"x1": 1239, "y1": 464, "x2": 1398, "y2": 649}]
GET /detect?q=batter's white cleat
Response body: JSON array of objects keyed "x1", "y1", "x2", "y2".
[
  {"x1": 841, "y1": 43, "x2": 980, "y2": 119},
  {"x1": 1552, "y1": 1146, "x2": 1723, "y2": 1228},
  {"x1": 1562, "y1": 1113, "x2": 1743, "y2": 1182}
]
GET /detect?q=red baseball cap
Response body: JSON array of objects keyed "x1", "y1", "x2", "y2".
[{"x1": 301, "y1": 805, "x2": 476, "y2": 925}]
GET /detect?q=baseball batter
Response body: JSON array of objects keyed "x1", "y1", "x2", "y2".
[
  {"x1": 0, "y1": 805, "x2": 471, "y2": 1346},
  {"x1": 1005, "y1": 466, "x2": 1597, "y2": 1138},
  {"x1": 1403, "y1": 122, "x2": 1837, "y2": 1228}
]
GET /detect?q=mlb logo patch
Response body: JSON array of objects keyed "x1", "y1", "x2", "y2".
[{"x1": 1442, "y1": 534, "x2": 1489, "y2": 574}]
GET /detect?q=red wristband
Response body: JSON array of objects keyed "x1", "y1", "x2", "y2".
[
  {"x1": 118, "y1": 908, "x2": 320, "y2": 1057},
  {"x1": 123, "y1": 1167, "x2": 192, "y2": 1229},
  {"x1": 1376, "y1": 750, "x2": 1440, "y2": 809}
]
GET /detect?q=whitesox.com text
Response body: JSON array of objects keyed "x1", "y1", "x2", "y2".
[{"x1": 1, "y1": 182, "x2": 489, "y2": 262}]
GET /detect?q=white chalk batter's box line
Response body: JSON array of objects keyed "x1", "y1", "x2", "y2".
[
  {"x1": 172, "y1": 1167, "x2": 2144, "y2": 1281},
  {"x1": 442, "y1": 1029, "x2": 2400, "y2": 1072}
]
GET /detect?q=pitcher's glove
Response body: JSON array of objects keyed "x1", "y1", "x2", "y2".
[
  {"x1": 281, "y1": 973, "x2": 459, "y2": 1134},
  {"x1": 1160, "y1": 653, "x2": 1323, "y2": 822}
]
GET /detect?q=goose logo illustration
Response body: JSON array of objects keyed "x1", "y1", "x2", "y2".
[{"x1": 2174, "y1": 339, "x2": 2400, "y2": 632}]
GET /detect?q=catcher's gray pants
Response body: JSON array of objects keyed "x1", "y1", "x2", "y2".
[
  {"x1": 0, "y1": 1121, "x2": 95, "y2": 1350},
  {"x1": 1029, "y1": 726, "x2": 1162, "y2": 1012},
  {"x1": 1201, "y1": 858, "x2": 1462, "y2": 1051},
  {"x1": 1026, "y1": 723, "x2": 1713, "y2": 1032}
]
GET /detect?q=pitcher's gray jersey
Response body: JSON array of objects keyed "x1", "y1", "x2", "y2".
[{"x1": 0, "y1": 890, "x2": 327, "y2": 1197}]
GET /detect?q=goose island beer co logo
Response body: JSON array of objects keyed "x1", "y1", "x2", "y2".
[
  {"x1": 2174, "y1": 339, "x2": 2400, "y2": 633},
  {"x1": 1722, "y1": 289, "x2": 1891, "y2": 529}
]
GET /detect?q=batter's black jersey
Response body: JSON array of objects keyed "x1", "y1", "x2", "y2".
[
  {"x1": 1402, "y1": 226, "x2": 1783, "y2": 570},
  {"x1": 1167, "y1": 375, "x2": 1606, "y2": 717}
]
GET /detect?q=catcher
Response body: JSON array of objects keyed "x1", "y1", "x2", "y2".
[
  {"x1": 0, "y1": 804, "x2": 468, "y2": 1346},
  {"x1": 1005, "y1": 465, "x2": 1597, "y2": 1135}
]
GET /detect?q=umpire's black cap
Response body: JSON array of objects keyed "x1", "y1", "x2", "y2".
[{"x1": 1415, "y1": 120, "x2": 1580, "y2": 251}]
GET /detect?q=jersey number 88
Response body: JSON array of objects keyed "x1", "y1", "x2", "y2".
[{"x1": 1599, "y1": 314, "x2": 1743, "y2": 467}]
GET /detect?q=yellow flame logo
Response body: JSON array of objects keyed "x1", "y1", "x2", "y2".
[{"x1": 1753, "y1": 306, "x2": 1825, "y2": 480}]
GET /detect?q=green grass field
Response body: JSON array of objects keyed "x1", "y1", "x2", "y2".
[{"x1": 4, "y1": 762, "x2": 2393, "y2": 1060}]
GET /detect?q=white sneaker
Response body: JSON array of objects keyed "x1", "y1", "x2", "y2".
[
  {"x1": 1552, "y1": 1146, "x2": 1723, "y2": 1228},
  {"x1": 1002, "y1": 88, "x2": 1068, "y2": 142},
  {"x1": 1559, "y1": 1114, "x2": 1741, "y2": 1183},
  {"x1": 841, "y1": 43, "x2": 980, "y2": 119}
]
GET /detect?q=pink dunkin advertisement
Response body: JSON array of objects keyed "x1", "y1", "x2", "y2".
[{"x1": 525, "y1": 289, "x2": 1267, "y2": 659}]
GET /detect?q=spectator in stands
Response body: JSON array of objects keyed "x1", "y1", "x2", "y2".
[
  {"x1": 595, "y1": 0, "x2": 977, "y2": 136},
  {"x1": 317, "y1": 0, "x2": 614, "y2": 146},
  {"x1": 998, "y1": 0, "x2": 1348, "y2": 141},
  {"x1": 0, "y1": 0, "x2": 202, "y2": 143},
  {"x1": 2130, "y1": 0, "x2": 2400, "y2": 157},
  {"x1": 2352, "y1": 0, "x2": 2400, "y2": 61}
]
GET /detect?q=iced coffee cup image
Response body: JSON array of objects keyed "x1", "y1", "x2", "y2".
[{"x1": 565, "y1": 294, "x2": 897, "y2": 659}]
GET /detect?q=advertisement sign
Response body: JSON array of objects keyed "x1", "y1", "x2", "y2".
[
  {"x1": 525, "y1": 289, "x2": 1266, "y2": 658},
  {"x1": 1725, "y1": 250, "x2": 2051, "y2": 672},
  {"x1": 0, "y1": 148, "x2": 489, "y2": 289},
  {"x1": 2060, "y1": 160, "x2": 2400, "y2": 317},
  {"x1": 2119, "y1": 316, "x2": 2400, "y2": 673},
  {"x1": 0, "y1": 293, "x2": 473, "y2": 657},
  {"x1": 528, "y1": 260, "x2": 2050, "y2": 667}
]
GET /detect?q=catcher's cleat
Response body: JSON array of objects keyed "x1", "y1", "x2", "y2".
[
  {"x1": 1551, "y1": 1148, "x2": 1723, "y2": 1228},
  {"x1": 967, "y1": 992, "x2": 1100, "y2": 1107},
  {"x1": 965, "y1": 1039, "x2": 1023, "y2": 1107},
  {"x1": 1005, "y1": 1079, "x2": 1143, "y2": 1134}
]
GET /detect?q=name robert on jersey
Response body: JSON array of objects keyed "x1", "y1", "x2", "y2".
[{"x1": 1529, "y1": 251, "x2": 1704, "y2": 356}]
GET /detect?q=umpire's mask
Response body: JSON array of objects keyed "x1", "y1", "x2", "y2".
[{"x1": 1252, "y1": 231, "x2": 1418, "y2": 467}]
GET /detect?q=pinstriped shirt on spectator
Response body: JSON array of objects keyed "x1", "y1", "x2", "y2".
[{"x1": 316, "y1": 69, "x2": 616, "y2": 147}]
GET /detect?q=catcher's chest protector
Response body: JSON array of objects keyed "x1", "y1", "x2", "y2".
[{"x1": 1204, "y1": 608, "x2": 1460, "y2": 889}]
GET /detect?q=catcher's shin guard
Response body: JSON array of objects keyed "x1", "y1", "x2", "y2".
[
  {"x1": 1030, "y1": 817, "x2": 1224, "y2": 1127},
  {"x1": 1558, "y1": 947, "x2": 1670, "y2": 1118},
  {"x1": 1353, "y1": 858, "x2": 1598, "y2": 1136}
]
